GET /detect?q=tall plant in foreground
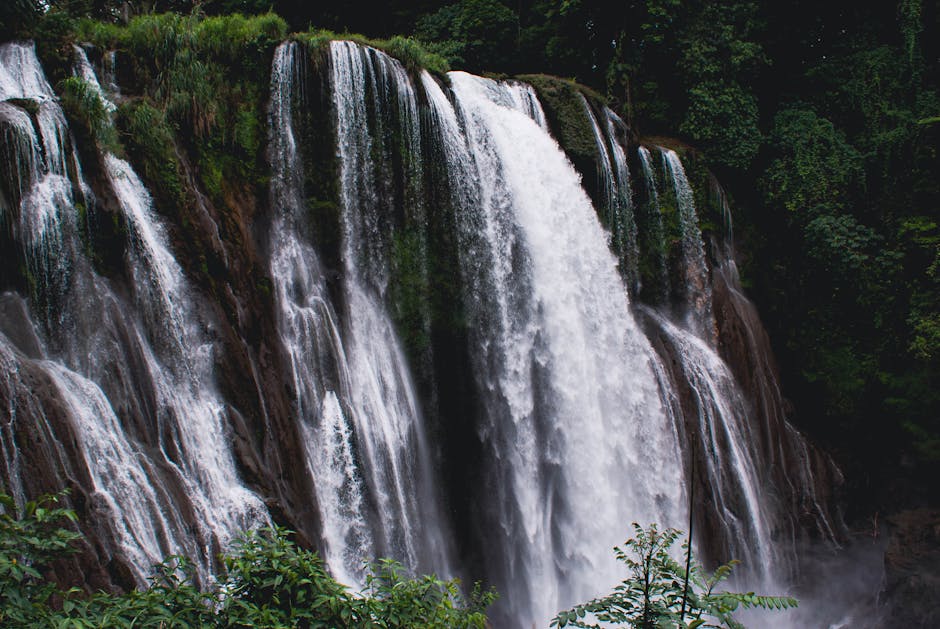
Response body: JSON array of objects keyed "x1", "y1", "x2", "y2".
[{"x1": 551, "y1": 523, "x2": 797, "y2": 629}]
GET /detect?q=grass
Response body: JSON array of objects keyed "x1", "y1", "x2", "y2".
[
  {"x1": 293, "y1": 29, "x2": 450, "y2": 78},
  {"x1": 57, "y1": 76, "x2": 120, "y2": 153}
]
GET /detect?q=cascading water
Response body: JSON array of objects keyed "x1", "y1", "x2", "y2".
[
  {"x1": 640, "y1": 306, "x2": 778, "y2": 582},
  {"x1": 79, "y1": 44, "x2": 269, "y2": 570},
  {"x1": 267, "y1": 41, "x2": 372, "y2": 586},
  {"x1": 444, "y1": 70, "x2": 687, "y2": 625},
  {"x1": 0, "y1": 41, "x2": 267, "y2": 585},
  {"x1": 637, "y1": 145, "x2": 671, "y2": 304},
  {"x1": 661, "y1": 148, "x2": 716, "y2": 344},
  {"x1": 266, "y1": 40, "x2": 452, "y2": 586},
  {"x1": 580, "y1": 94, "x2": 640, "y2": 293},
  {"x1": 329, "y1": 40, "x2": 452, "y2": 580},
  {"x1": 625, "y1": 141, "x2": 844, "y2": 609}
]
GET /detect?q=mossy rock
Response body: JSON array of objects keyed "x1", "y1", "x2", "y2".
[
  {"x1": 518, "y1": 74, "x2": 598, "y2": 161},
  {"x1": 517, "y1": 73, "x2": 610, "y2": 207},
  {"x1": 6, "y1": 98, "x2": 40, "y2": 116}
]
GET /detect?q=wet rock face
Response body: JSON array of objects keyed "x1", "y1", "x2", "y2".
[{"x1": 883, "y1": 509, "x2": 940, "y2": 627}]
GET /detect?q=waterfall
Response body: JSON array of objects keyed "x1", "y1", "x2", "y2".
[
  {"x1": 579, "y1": 95, "x2": 640, "y2": 292},
  {"x1": 630, "y1": 142, "x2": 844, "y2": 597},
  {"x1": 0, "y1": 35, "x2": 848, "y2": 628},
  {"x1": 104, "y1": 152, "x2": 268, "y2": 547},
  {"x1": 603, "y1": 108, "x2": 641, "y2": 293},
  {"x1": 268, "y1": 42, "x2": 371, "y2": 585},
  {"x1": 662, "y1": 148, "x2": 716, "y2": 344},
  {"x1": 266, "y1": 40, "x2": 452, "y2": 585},
  {"x1": 445, "y1": 70, "x2": 686, "y2": 625},
  {"x1": 328, "y1": 40, "x2": 452, "y2": 580},
  {"x1": 640, "y1": 306, "x2": 777, "y2": 582},
  {"x1": 80, "y1": 44, "x2": 269, "y2": 570},
  {"x1": 0, "y1": 41, "x2": 267, "y2": 585},
  {"x1": 637, "y1": 146, "x2": 671, "y2": 304}
]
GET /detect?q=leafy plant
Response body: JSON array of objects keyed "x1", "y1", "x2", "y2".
[
  {"x1": 362, "y1": 557, "x2": 494, "y2": 628},
  {"x1": 0, "y1": 490, "x2": 494, "y2": 628},
  {"x1": 0, "y1": 490, "x2": 81, "y2": 627},
  {"x1": 551, "y1": 523, "x2": 797, "y2": 629},
  {"x1": 221, "y1": 527, "x2": 494, "y2": 628}
]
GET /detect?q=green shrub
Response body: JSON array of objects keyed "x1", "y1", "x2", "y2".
[
  {"x1": 380, "y1": 35, "x2": 450, "y2": 76},
  {"x1": 74, "y1": 18, "x2": 128, "y2": 48},
  {"x1": 116, "y1": 100, "x2": 184, "y2": 209},
  {"x1": 0, "y1": 491, "x2": 495, "y2": 628},
  {"x1": 294, "y1": 29, "x2": 450, "y2": 78},
  {"x1": 57, "y1": 76, "x2": 120, "y2": 152},
  {"x1": 0, "y1": 490, "x2": 80, "y2": 627}
]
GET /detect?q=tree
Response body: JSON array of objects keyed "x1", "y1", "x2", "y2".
[
  {"x1": 415, "y1": 0, "x2": 518, "y2": 72},
  {"x1": 551, "y1": 523, "x2": 797, "y2": 629}
]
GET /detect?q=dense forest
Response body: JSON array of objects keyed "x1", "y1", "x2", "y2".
[
  {"x1": 0, "y1": 0, "x2": 938, "y2": 625},
  {"x1": 7, "y1": 0, "x2": 932, "y2": 518}
]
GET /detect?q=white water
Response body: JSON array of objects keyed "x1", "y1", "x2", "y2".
[
  {"x1": 82, "y1": 40, "x2": 269, "y2": 558},
  {"x1": 329, "y1": 40, "x2": 452, "y2": 579},
  {"x1": 266, "y1": 41, "x2": 452, "y2": 585},
  {"x1": 662, "y1": 148, "x2": 716, "y2": 344},
  {"x1": 105, "y1": 153, "x2": 267, "y2": 547},
  {"x1": 581, "y1": 94, "x2": 617, "y2": 217},
  {"x1": 0, "y1": 41, "x2": 266, "y2": 582},
  {"x1": 45, "y1": 362, "x2": 185, "y2": 574},
  {"x1": 580, "y1": 95, "x2": 640, "y2": 292},
  {"x1": 0, "y1": 45, "x2": 77, "y2": 307},
  {"x1": 446, "y1": 70, "x2": 686, "y2": 625},
  {"x1": 268, "y1": 41, "x2": 373, "y2": 585},
  {"x1": 603, "y1": 108, "x2": 640, "y2": 291},
  {"x1": 637, "y1": 146, "x2": 670, "y2": 301},
  {"x1": 641, "y1": 306, "x2": 777, "y2": 582},
  {"x1": 0, "y1": 38, "x2": 852, "y2": 628},
  {"x1": 0, "y1": 42, "x2": 55, "y2": 101}
]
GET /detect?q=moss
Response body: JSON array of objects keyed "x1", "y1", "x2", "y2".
[
  {"x1": 390, "y1": 228, "x2": 432, "y2": 356},
  {"x1": 519, "y1": 74, "x2": 596, "y2": 157},
  {"x1": 256, "y1": 276, "x2": 272, "y2": 299},
  {"x1": 199, "y1": 153, "x2": 225, "y2": 201},
  {"x1": 379, "y1": 35, "x2": 450, "y2": 77},
  {"x1": 76, "y1": 197, "x2": 129, "y2": 282}
]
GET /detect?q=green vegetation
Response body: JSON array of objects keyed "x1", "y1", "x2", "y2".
[
  {"x1": 0, "y1": 490, "x2": 494, "y2": 628},
  {"x1": 552, "y1": 524, "x2": 797, "y2": 629},
  {"x1": 0, "y1": 491, "x2": 81, "y2": 626},
  {"x1": 6, "y1": 491, "x2": 791, "y2": 629},
  {"x1": 414, "y1": 0, "x2": 516, "y2": 72},
  {"x1": 57, "y1": 77, "x2": 120, "y2": 153},
  {"x1": 294, "y1": 29, "x2": 450, "y2": 78},
  {"x1": 116, "y1": 100, "x2": 185, "y2": 208}
]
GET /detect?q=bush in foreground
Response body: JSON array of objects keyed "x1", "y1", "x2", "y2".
[{"x1": 0, "y1": 490, "x2": 493, "y2": 628}]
